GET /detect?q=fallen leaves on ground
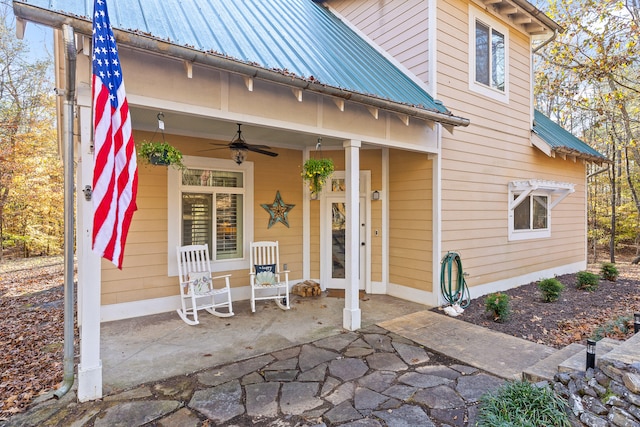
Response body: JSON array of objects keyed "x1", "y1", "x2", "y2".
[{"x1": 0, "y1": 257, "x2": 77, "y2": 419}]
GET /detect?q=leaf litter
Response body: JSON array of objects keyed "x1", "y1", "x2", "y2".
[{"x1": 2, "y1": 255, "x2": 640, "y2": 419}]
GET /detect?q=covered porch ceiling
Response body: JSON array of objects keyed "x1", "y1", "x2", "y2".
[{"x1": 130, "y1": 106, "x2": 382, "y2": 152}]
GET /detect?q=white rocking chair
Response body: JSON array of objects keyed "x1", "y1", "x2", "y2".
[
  {"x1": 249, "y1": 241, "x2": 290, "y2": 313},
  {"x1": 176, "y1": 244, "x2": 234, "y2": 325}
]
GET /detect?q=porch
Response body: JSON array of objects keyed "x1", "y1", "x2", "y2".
[{"x1": 100, "y1": 293, "x2": 429, "y2": 394}]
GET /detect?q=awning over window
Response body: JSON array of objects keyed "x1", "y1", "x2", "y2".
[{"x1": 509, "y1": 179, "x2": 575, "y2": 210}]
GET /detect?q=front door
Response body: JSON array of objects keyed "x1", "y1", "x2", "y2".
[{"x1": 321, "y1": 172, "x2": 368, "y2": 290}]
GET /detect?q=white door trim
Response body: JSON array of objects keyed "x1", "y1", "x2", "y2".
[{"x1": 319, "y1": 171, "x2": 371, "y2": 292}]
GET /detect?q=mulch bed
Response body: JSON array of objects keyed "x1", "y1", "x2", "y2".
[{"x1": 431, "y1": 262, "x2": 640, "y2": 349}]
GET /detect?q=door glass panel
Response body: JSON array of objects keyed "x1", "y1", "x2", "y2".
[
  {"x1": 332, "y1": 179, "x2": 345, "y2": 192},
  {"x1": 332, "y1": 202, "x2": 346, "y2": 279}
]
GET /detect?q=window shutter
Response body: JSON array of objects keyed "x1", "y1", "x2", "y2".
[{"x1": 182, "y1": 193, "x2": 213, "y2": 250}]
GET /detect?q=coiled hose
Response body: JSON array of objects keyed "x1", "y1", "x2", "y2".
[{"x1": 440, "y1": 251, "x2": 470, "y2": 308}]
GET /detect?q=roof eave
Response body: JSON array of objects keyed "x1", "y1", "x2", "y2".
[
  {"x1": 14, "y1": 2, "x2": 470, "y2": 129},
  {"x1": 507, "y1": 0, "x2": 564, "y2": 33},
  {"x1": 552, "y1": 147, "x2": 611, "y2": 166}
]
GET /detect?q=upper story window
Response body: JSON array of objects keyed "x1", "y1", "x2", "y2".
[
  {"x1": 168, "y1": 156, "x2": 254, "y2": 275},
  {"x1": 475, "y1": 21, "x2": 505, "y2": 91},
  {"x1": 469, "y1": 7, "x2": 509, "y2": 103}
]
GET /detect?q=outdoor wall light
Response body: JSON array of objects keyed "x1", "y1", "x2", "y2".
[
  {"x1": 372, "y1": 190, "x2": 380, "y2": 201},
  {"x1": 586, "y1": 339, "x2": 596, "y2": 370},
  {"x1": 635, "y1": 313, "x2": 640, "y2": 333}
]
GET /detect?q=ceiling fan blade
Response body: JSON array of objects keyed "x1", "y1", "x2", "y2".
[
  {"x1": 198, "y1": 146, "x2": 229, "y2": 153},
  {"x1": 247, "y1": 146, "x2": 278, "y2": 157}
]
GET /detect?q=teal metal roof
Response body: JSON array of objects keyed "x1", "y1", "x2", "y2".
[
  {"x1": 533, "y1": 110, "x2": 608, "y2": 163},
  {"x1": 14, "y1": 0, "x2": 455, "y2": 118}
]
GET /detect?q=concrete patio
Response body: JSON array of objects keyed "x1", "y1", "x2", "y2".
[{"x1": 100, "y1": 293, "x2": 429, "y2": 394}]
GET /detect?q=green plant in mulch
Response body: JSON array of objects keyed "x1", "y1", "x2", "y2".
[
  {"x1": 591, "y1": 315, "x2": 633, "y2": 341},
  {"x1": 485, "y1": 292, "x2": 510, "y2": 323},
  {"x1": 600, "y1": 262, "x2": 619, "y2": 282},
  {"x1": 476, "y1": 380, "x2": 571, "y2": 427},
  {"x1": 537, "y1": 278, "x2": 565, "y2": 302},
  {"x1": 576, "y1": 271, "x2": 599, "y2": 292}
]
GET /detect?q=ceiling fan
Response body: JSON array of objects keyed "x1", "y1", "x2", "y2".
[{"x1": 203, "y1": 123, "x2": 278, "y2": 164}]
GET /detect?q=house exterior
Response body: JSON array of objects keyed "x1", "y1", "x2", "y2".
[{"x1": 13, "y1": 0, "x2": 606, "y2": 401}]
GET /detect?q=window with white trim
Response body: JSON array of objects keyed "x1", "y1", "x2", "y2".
[
  {"x1": 508, "y1": 180, "x2": 575, "y2": 241},
  {"x1": 469, "y1": 7, "x2": 509, "y2": 102},
  {"x1": 181, "y1": 168, "x2": 244, "y2": 260},
  {"x1": 168, "y1": 156, "x2": 253, "y2": 275}
]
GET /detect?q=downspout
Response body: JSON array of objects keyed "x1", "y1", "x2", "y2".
[
  {"x1": 533, "y1": 29, "x2": 557, "y2": 54},
  {"x1": 54, "y1": 23, "x2": 77, "y2": 399}
]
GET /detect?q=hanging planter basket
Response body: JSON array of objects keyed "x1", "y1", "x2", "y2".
[
  {"x1": 302, "y1": 157, "x2": 334, "y2": 196},
  {"x1": 137, "y1": 113, "x2": 185, "y2": 170},
  {"x1": 148, "y1": 148, "x2": 170, "y2": 166},
  {"x1": 138, "y1": 141, "x2": 185, "y2": 169}
]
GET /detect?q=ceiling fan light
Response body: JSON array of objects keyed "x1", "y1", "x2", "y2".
[{"x1": 231, "y1": 147, "x2": 247, "y2": 164}]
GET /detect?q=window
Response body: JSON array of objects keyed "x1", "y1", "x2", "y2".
[
  {"x1": 475, "y1": 21, "x2": 505, "y2": 91},
  {"x1": 168, "y1": 156, "x2": 253, "y2": 275},
  {"x1": 469, "y1": 8, "x2": 509, "y2": 102},
  {"x1": 508, "y1": 180, "x2": 574, "y2": 241},
  {"x1": 181, "y1": 169, "x2": 244, "y2": 260}
]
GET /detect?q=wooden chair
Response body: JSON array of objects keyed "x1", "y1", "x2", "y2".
[
  {"x1": 249, "y1": 241, "x2": 290, "y2": 313},
  {"x1": 176, "y1": 244, "x2": 234, "y2": 325}
]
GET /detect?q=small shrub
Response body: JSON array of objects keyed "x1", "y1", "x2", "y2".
[
  {"x1": 537, "y1": 278, "x2": 564, "y2": 302},
  {"x1": 485, "y1": 292, "x2": 510, "y2": 322},
  {"x1": 576, "y1": 271, "x2": 599, "y2": 291},
  {"x1": 477, "y1": 380, "x2": 570, "y2": 427},
  {"x1": 591, "y1": 315, "x2": 632, "y2": 341},
  {"x1": 600, "y1": 262, "x2": 619, "y2": 281}
]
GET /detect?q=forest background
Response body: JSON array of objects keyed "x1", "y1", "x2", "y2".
[{"x1": 0, "y1": 0, "x2": 638, "y2": 261}]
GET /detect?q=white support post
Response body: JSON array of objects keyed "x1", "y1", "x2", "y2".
[
  {"x1": 77, "y1": 102, "x2": 104, "y2": 402},
  {"x1": 343, "y1": 139, "x2": 361, "y2": 331}
]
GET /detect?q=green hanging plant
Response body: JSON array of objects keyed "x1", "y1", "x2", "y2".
[
  {"x1": 138, "y1": 140, "x2": 185, "y2": 170},
  {"x1": 302, "y1": 157, "x2": 334, "y2": 196}
]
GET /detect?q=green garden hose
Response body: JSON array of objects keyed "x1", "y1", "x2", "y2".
[{"x1": 440, "y1": 251, "x2": 470, "y2": 308}]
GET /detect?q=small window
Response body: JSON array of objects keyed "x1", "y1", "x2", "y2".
[
  {"x1": 508, "y1": 180, "x2": 574, "y2": 241},
  {"x1": 513, "y1": 194, "x2": 548, "y2": 231},
  {"x1": 469, "y1": 7, "x2": 509, "y2": 102}
]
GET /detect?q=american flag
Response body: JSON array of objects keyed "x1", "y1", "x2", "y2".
[{"x1": 91, "y1": 0, "x2": 138, "y2": 269}]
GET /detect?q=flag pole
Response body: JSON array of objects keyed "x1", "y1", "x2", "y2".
[{"x1": 54, "y1": 23, "x2": 77, "y2": 399}]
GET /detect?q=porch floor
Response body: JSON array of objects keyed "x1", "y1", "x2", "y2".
[{"x1": 100, "y1": 293, "x2": 428, "y2": 394}]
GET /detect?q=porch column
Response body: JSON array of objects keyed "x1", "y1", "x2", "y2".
[
  {"x1": 77, "y1": 101, "x2": 103, "y2": 401},
  {"x1": 343, "y1": 139, "x2": 361, "y2": 331}
]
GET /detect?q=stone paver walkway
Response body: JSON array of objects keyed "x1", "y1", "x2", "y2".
[{"x1": 4, "y1": 324, "x2": 506, "y2": 426}]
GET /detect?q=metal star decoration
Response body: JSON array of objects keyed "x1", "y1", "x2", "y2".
[{"x1": 261, "y1": 191, "x2": 295, "y2": 228}]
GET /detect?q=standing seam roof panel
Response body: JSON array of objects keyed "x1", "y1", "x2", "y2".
[{"x1": 22, "y1": 0, "x2": 447, "y2": 112}]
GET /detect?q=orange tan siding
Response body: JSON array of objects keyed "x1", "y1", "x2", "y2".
[
  {"x1": 100, "y1": 132, "x2": 305, "y2": 305},
  {"x1": 436, "y1": 0, "x2": 587, "y2": 289},
  {"x1": 329, "y1": 0, "x2": 430, "y2": 85},
  {"x1": 388, "y1": 149, "x2": 433, "y2": 292}
]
